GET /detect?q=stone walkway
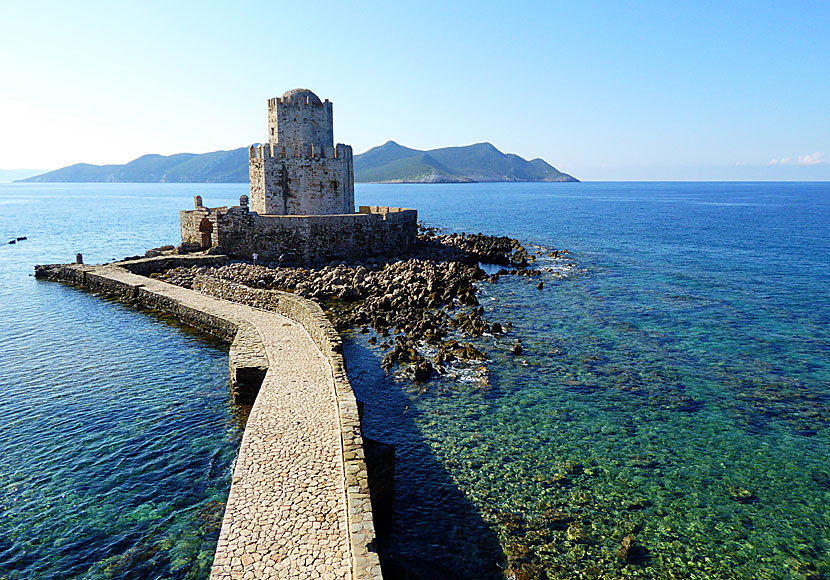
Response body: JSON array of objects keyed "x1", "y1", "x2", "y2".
[{"x1": 101, "y1": 269, "x2": 351, "y2": 580}]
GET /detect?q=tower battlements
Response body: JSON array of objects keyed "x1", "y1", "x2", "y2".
[
  {"x1": 248, "y1": 143, "x2": 352, "y2": 161},
  {"x1": 180, "y1": 87, "x2": 416, "y2": 265},
  {"x1": 267, "y1": 88, "x2": 333, "y2": 147},
  {"x1": 249, "y1": 89, "x2": 352, "y2": 216},
  {"x1": 268, "y1": 95, "x2": 332, "y2": 107}
]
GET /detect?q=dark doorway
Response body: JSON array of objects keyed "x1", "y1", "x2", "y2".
[{"x1": 198, "y1": 218, "x2": 213, "y2": 249}]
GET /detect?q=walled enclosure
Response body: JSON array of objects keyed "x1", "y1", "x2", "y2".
[
  {"x1": 181, "y1": 201, "x2": 417, "y2": 263},
  {"x1": 180, "y1": 88, "x2": 417, "y2": 263}
]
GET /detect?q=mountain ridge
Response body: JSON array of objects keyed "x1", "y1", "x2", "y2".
[
  {"x1": 354, "y1": 141, "x2": 577, "y2": 183},
  {"x1": 19, "y1": 142, "x2": 577, "y2": 184}
]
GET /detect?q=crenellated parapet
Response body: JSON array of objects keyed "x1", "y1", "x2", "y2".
[
  {"x1": 250, "y1": 89, "x2": 354, "y2": 216},
  {"x1": 267, "y1": 94, "x2": 333, "y2": 108},
  {"x1": 248, "y1": 142, "x2": 351, "y2": 161},
  {"x1": 267, "y1": 88, "x2": 333, "y2": 148}
]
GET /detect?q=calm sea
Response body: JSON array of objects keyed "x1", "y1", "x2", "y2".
[{"x1": 1, "y1": 182, "x2": 828, "y2": 580}]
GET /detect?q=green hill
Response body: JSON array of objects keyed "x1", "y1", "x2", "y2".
[
  {"x1": 21, "y1": 148, "x2": 249, "y2": 183},
  {"x1": 354, "y1": 141, "x2": 577, "y2": 183},
  {"x1": 20, "y1": 141, "x2": 577, "y2": 184}
]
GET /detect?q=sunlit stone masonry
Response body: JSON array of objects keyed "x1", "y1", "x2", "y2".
[
  {"x1": 180, "y1": 88, "x2": 417, "y2": 265},
  {"x1": 35, "y1": 258, "x2": 384, "y2": 580}
]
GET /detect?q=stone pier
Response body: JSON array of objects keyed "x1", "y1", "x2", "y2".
[{"x1": 35, "y1": 261, "x2": 382, "y2": 580}]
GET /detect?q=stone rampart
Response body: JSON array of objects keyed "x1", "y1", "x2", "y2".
[
  {"x1": 120, "y1": 254, "x2": 229, "y2": 276},
  {"x1": 34, "y1": 262, "x2": 383, "y2": 580},
  {"x1": 180, "y1": 204, "x2": 417, "y2": 264}
]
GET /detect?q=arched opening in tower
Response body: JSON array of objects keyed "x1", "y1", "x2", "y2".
[{"x1": 198, "y1": 218, "x2": 213, "y2": 249}]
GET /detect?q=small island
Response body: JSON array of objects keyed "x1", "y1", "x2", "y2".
[{"x1": 19, "y1": 127, "x2": 577, "y2": 185}]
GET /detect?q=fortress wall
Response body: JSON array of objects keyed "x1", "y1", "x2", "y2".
[
  {"x1": 357, "y1": 206, "x2": 416, "y2": 222},
  {"x1": 248, "y1": 159, "x2": 266, "y2": 213},
  {"x1": 33, "y1": 262, "x2": 384, "y2": 580},
  {"x1": 119, "y1": 254, "x2": 229, "y2": 276},
  {"x1": 230, "y1": 209, "x2": 416, "y2": 263},
  {"x1": 180, "y1": 206, "x2": 417, "y2": 264}
]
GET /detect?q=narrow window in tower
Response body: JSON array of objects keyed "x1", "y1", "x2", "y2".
[
  {"x1": 271, "y1": 128, "x2": 274, "y2": 135},
  {"x1": 330, "y1": 181, "x2": 338, "y2": 190}
]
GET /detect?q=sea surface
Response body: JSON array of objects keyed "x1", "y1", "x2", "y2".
[{"x1": 1, "y1": 182, "x2": 828, "y2": 580}]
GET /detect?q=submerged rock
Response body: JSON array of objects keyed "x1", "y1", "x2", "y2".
[
  {"x1": 728, "y1": 486, "x2": 757, "y2": 504},
  {"x1": 512, "y1": 339, "x2": 524, "y2": 355},
  {"x1": 618, "y1": 534, "x2": 636, "y2": 561}
]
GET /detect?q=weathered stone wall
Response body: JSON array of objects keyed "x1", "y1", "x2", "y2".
[
  {"x1": 180, "y1": 206, "x2": 228, "y2": 249},
  {"x1": 180, "y1": 204, "x2": 417, "y2": 264},
  {"x1": 267, "y1": 95, "x2": 334, "y2": 147},
  {"x1": 120, "y1": 253, "x2": 228, "y2": 275},
  {"x1": 34, "y1": 262, "x2": 384, "y2": 580},
  {"x1": 248, "y1": 143, "x2": 354, "y2": 215}
]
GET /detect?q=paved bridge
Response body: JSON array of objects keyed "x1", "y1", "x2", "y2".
[{"x1": 35, "y1": 261, "x2": 382, "y2": 580}]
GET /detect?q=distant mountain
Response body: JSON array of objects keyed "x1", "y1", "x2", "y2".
[
  {"x1": 20, "y1": 149, "x2": 249, "y2": 183},
  {"x1": 19, "y1": 141, "x2": 577, "y2": 184},
  {"x1": 0, "y1": 168, "x2": 50, "y2": 182},
  {"x1": 354, "y1": 141, "x2": 578, "y2": 183}
]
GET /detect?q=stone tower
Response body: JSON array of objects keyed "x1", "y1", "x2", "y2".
[{"x1": 249, "y1": 89, "x2": 354, "y2": 215}]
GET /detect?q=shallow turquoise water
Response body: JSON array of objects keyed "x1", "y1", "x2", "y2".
[
  {"x1": 348, "y1": 182, "x2": 830, "y2": 579},
  {"x1": 1, "y1": 182, "x2": 827, "y2": 579},
  {"x1": 0, "y1": 184, "x2": 245, "y2": 579}
]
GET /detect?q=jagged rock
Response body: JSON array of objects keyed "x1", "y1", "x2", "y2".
[
  {"x1": 413, "y1": 361, "x2": 433, "y2": 382},
  {"x1": 156, "y1": 229, "x2": 562, "y2": 382},
  {"x1": 512, "y1": 339, "x2": 523, "y2": 355}
]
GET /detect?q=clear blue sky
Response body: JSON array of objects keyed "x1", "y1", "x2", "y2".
[{"x1": 1, "y1": 0, "x2": 828, "y2": 180}]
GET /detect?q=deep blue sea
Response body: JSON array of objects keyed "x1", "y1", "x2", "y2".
[{"x1": 1, "y1": 182, "x2": 828, "y2": 580}]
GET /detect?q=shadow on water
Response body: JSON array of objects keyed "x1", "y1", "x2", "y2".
[
  {"x1": 131, "y1": 300, "x2": 254, "y2": 431},
  {"x1": 344, "y1": 336, "x2": 505, "y2": 580}
]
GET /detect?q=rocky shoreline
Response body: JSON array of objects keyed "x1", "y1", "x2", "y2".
[{"x1": 154, "y1": 226, "x2": 576, "y2": 384}]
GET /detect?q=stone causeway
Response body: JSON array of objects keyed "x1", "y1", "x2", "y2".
[{"x1": 35, "y1": 260, "x2": 382, "y2": 580}]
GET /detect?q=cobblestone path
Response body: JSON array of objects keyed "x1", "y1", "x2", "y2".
[{"x1": 105, "y1": 269, "x2": 351, "y2": 580}]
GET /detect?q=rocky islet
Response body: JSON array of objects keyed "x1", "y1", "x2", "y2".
[{"x1": 156, "y1": 227, "x2": 577, "y2": 384}]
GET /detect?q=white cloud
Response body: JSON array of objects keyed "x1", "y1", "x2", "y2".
[
  {"x1": 797, "y1": 152, "x2": 826, "y2": 165},
  {"x1": 769, "y1": 152, "x2": 826, "y2": 166}
]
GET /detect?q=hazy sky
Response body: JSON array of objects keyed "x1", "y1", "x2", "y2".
[{"x1": 1, "y1": 0, "x2": 828, "y2": 180}]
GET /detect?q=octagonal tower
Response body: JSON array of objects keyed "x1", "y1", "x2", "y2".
[{"x1": 249, "y1": 89, "x2": 354, "y2": 216}]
